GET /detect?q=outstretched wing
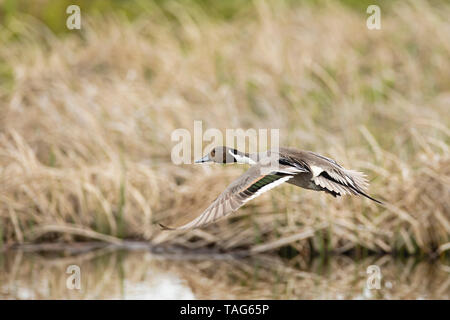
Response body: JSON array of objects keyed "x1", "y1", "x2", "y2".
[
  {"x1": 306, "y1": 152, "x2": 383, "y2": 204},
  {"x1": 159, "y1": 164, "x2": 299, "y2": 230}
]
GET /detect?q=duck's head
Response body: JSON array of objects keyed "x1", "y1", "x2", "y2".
[{"x1": 195, "y1": 146, "x2": 256, "y2": 164}]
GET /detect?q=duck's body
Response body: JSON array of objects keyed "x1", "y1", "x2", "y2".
[{"x1": 160, "y1": 146, "x2": 383, "y2": 230}]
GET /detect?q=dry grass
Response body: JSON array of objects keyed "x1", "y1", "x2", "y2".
[{"x1": 0, "y1": 1, "x2": 449, "y2": 255}]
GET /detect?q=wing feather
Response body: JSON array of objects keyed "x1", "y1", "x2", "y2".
[
  {"x1": 160, "y1": 165, "x2": 294, "y2": 230},
  {"x1": 306, "y1": 153, "x2": 381, "y2": 203}
]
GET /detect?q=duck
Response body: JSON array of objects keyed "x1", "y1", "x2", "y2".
[{"x1": 160, "y1": 146, "x2": 383, "y2": 230}]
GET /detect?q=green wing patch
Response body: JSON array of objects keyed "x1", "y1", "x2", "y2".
[{"x1": 246, "y1": 175, "x2": 283, "y2": 193}]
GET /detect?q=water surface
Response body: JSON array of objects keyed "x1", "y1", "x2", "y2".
[{"x1": 0, "y1": 246, "x2": 448, "y2": 299}]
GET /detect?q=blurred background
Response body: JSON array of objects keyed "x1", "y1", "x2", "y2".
[{"x1": 0, "y1": 0, "x2": 449, "y2": 299}]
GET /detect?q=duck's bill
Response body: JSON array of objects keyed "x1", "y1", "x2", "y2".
[{"x1": 195, "y1": 155, "x2": 211, "y2": 163}]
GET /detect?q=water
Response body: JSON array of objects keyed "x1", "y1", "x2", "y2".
[{"x1": 0, "y1": 245, "x2": 448, "y2": 299}]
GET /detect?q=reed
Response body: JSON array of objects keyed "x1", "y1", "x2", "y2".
[{"x1": 0, "y1": 0, "x2": 448, "y2": 255}]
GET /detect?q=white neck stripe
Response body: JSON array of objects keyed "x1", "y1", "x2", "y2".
[{"x1": 228, "y1": 150, "x2": 257, "y2": 165}]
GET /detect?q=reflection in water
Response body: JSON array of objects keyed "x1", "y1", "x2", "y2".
[{"x1": 0, "y1": 247, "x2": 448, "y2": 299}]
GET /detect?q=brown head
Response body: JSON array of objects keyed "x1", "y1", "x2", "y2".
[{"x1": 195, "y1": 146, "x2": 255, "y2": 164}]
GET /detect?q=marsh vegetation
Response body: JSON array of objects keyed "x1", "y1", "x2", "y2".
[{"x1": 0, "y1": 0, "x2": 449, "y2": 262}]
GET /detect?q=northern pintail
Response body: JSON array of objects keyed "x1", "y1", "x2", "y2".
[{"x1": 160, "y1": 146, "x2": 383, "y2": 230}]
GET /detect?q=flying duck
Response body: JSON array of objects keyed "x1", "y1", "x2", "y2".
[{"x1": 160, "y1": 146, "x2": 383, "y2": 230}]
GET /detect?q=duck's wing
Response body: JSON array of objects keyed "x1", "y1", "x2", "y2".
[
  {"x1": 304, "y1": 151, "x2": 383, "y2": 204},
  {"x1": 159, "y1": 164, "x2": 303, "y2": 230}
]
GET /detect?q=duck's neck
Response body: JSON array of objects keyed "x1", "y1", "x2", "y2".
[
  {"x1": 236, "y1": 149, "x2": 281, "y2": 165},
  {"x1": 228, "y1": 149, "x2": 257, "y2": 165}
]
